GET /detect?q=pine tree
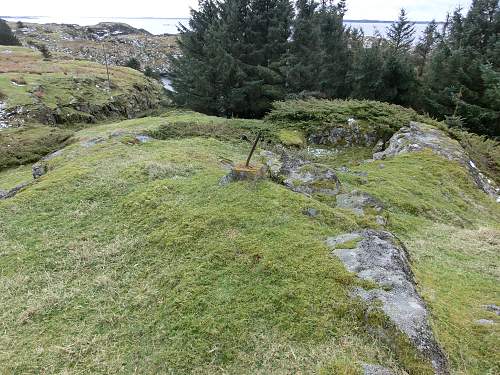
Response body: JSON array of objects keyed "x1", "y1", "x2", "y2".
[
  {"x1": 350, "y1": 38, "x2": 386, "y2": 100},
  {"x1": 286, "y1": 0, "x2": 321, "y2": 93},
  {"x1": 415, "y1": 20, "x2": 438, "y2": 77},
  {"x1": 423, "y1": 0, "x2": 500, "y2": 135},
  {"x1": 0, "y1": 19, "x2": 21, "y2": 46},
  {"x1": 169, "y1": 0, "x2": 222, "y2": 115},
  {"x1": 317, "y1": 0, "x2": 351, "y2": 98},
  {"x1": 386, "y1": 9, "x2": 415, "y2": 53}
]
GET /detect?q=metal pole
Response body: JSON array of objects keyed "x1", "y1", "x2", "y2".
[{"x1": 245, "y1": 132, "x2": 261, "y2": 167}]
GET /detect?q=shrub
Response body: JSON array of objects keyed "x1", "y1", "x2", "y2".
[
  {"x1": 35, "y1": 43, "x2": 52, "y2": 59},
  {"x1": 144, "y1": 66, "x2": 160, "y2": 80},
  {"x1": 0, "y1": 18, "x2": 21, "y2": 46},
  {"x1": 125, "y1": 57, "x2": 141, "y2": 71}
]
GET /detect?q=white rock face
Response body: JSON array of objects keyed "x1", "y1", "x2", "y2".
[
  {"x1": 327, "y1": 230, "x2": 449, "y2": 374},
  {"x1": 374, "y1": 122, "x2": 500, "y2": 201}
]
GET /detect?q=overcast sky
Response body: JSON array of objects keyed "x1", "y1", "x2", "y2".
[{"x1": 2, "y1": 0, "x2": 473, "y2": 21}]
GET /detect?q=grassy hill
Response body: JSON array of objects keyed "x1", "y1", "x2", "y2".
[
  {"x1": 0, "y1": 46, "x2": 168, "y2": 170},
  {"x1": 0, "y1": 106, "x2": 498, "y2": 374}
]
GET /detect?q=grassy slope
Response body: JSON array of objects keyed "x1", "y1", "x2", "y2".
[
  {"x1": 0, "y1": 113, "x2": 498, "y2": 374},
  {"x1": 0, "y1": 46, "x2": 164, "y2": 122}
]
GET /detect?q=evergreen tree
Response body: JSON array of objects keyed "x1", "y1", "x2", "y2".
[
  {"x1": 286, "y1": 0, "x2": 321, "y2": 93},
  {"x1": 350, "y1": 38, "x2": 386, "y2": 100},
  {"x1": 317, "y1": 0, "x2": 351, "y2": 98},
  {"x1": 0, "y1": 19, "x2": 21, "y2": 46},
  {"x1": 424, "y1": 0, "x2": 499, "y2": 135},
  {"x1": 169, "y1": 0, "x2": 223, "y2": 115},
  {"x1": 170, "y1": 0, "x2": 293, "y2": 118},
  {"x1": 415, "y1": 20, "x2": 438, "y2": 77},
  {"x1": 386, "y1": 9, "x2": 415, "y2": 53}
]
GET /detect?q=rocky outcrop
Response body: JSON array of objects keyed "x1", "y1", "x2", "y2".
[
  {"x1": 327, "y1": 230, "x2": 449, "y2": 374},
  {"x1": 336, "y1": 190, "x2": 384, "y2": 216},
  {"x1": 374, "y1": 122, "x2": 500, "y2": 202},
  {"x1": 13, "y1": 22, "x2": 177, "y2": 74},
  {"x1": 362, "y1": 364, "x2": 395, "y2": 375},
  {"x1": 261, "y1": 149, "x2": 341, "y2": 196},
  {"x1": 0, "y1": 182, "x2": 30, "y2": 200},
  {"x1": 308, "y1": 120, "x2": 379, "y2": 148}
]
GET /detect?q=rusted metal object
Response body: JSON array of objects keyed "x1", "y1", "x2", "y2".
[{"x1": 245, "y1": 132, "x2": 261, "y2": 167}]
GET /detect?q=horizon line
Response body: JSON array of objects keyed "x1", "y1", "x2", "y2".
[{"x1": 1, "y1": 15, "x2": 445, "y2": 24}]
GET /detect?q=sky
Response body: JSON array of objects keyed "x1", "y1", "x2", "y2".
[{"x1": 1, "y1": 0, "x2": 473, "y2": 21}]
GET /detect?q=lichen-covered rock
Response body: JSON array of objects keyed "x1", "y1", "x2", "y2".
[
  {"x1": 374, "y1": 122, "x2": 500, "y2": 201},
  {"x1": 308, "y1": 121, "x2": 379, "y2": 148},
  {"x1": 281, "y1": 153, "x2": 341, "y2": 196},
  {"x1": 32, "y1": 149, "x2": 63, "y2": 179},
  {"x1": 362, "y1": 363, "x2": 395, "y2": 375},
  {"x1": 327, "y1": 230, "x2": 449, "y2": 374},
  {"x1": 335, "y1": 190, "x2": 384, "y2": 216}
]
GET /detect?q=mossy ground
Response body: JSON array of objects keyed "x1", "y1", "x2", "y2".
[
  {"x1": 0, "y1": 112, "x2": 498, "y2": 374},
  {"x1": 0, "y1": 46, "x2": 165, "y2": 125}
]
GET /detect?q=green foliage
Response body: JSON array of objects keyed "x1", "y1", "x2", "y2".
[
  {"x1": 125, "y1": 57, "x2": 141, "y2": 71},
  {"x1": 170, "y1": 0, "x2": 292, "y2": 118},
  {"x1": 144, "y1": 66, "x2": 161, "y2": 80},
  {"x1": 267, "y1": 99, "x2": 442, "y2": 137},
  {"x1": 35, "y1": 43, "x2": 51, "y2": 59},
  {"x1": 0, "y1": 126, "x2": 73, "y2": 170},
  {"x1": 386, "y1": 9, "x2": 416, "y2": 53},
  {"x1": 423, "y1": 0, "x2": 500, "y2": 136},
  {"x1": 0, "y1": 19, "x2": 21, "y2": 46}
]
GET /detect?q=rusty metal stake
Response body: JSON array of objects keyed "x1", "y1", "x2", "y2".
[{"x1": 245, "y1": 132, "x2": 261, "y2": 167}]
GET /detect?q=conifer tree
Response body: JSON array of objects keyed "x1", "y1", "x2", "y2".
[
  {"x1": 0, "y1": 19, "x2": 21, "y2": 46},
  {"x1": 317, "y1": 0, "x2": 351, "y2": 98},
  {"x1": 424, "y1": 0, "x2": 499, "y2": 135},
  {"x1": 415, "y1": 20, "x2": 438, "y2": 77},
  {"x1": 387, "y1": 9, "x2": 415, "y2": 53},
  {"x1": 286, "y1": 0, "x2": 321, "y2": 93}
]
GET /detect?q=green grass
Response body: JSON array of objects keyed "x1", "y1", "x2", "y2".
[
  {"x1": 0, "y1": 117, "x2": 436, "y2": 374},
  {"x1": 0, "y1": 125, "x2": 73, "y2": 170},
  {"x1": 0, "y1": 46, "x2": 166, "y2": 125},
  {"x1": 0, "y1": 111, "x2": 498, "y2": 374},
  {"x1": 338, "y1": 152, "x2": 500, "y2": 374}
]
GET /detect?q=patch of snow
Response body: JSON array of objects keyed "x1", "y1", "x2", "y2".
[
  {"x1": 469, "y1": 160, "x2": 477, "y2": 169},
  {"x1": 11, "y1": 81, "x2": 26, "y2": 87}
]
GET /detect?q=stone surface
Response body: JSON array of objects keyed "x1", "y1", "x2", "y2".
[
  {"x1": 327, "y1": 230, "x2": 449, "y2": 374},
  {"x1": 32, "y1": 149, "x2": 63, "y2": 179},
  {"x1": 475, "y1": 319, "x2": 495, "y2": 325},
  {"x1": 362, "y1": 363, "x2": 395, "y2": 375},
  {"x1": 373, "y1": 122, "x2": 500, "y2": 201},
  {"x1": 0, "y1": 182, "x2": 30, "y2": 200},
  {"x1": 308, "y1": 121, "x2": 378, "y2": 148},
  {"x1": 483, "y1": 304, "x2": 500, "y2": 316},
  {"x1": 335, "y1": 190, "x2": 383, "y2": 216},
  {"x1": 261, "y1": 149, "x2": 341, "y2": 197},
  {"x1": 303, "y1": 208, "x2": 319, "y2": 217}
]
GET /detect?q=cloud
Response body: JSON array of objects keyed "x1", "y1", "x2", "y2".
[
  {"x1": 1, "y1": 0, "x2": 473, "y2": 21},
  {"x1": 344, "y1": 0, "x2": 473, "y2": 21}
]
